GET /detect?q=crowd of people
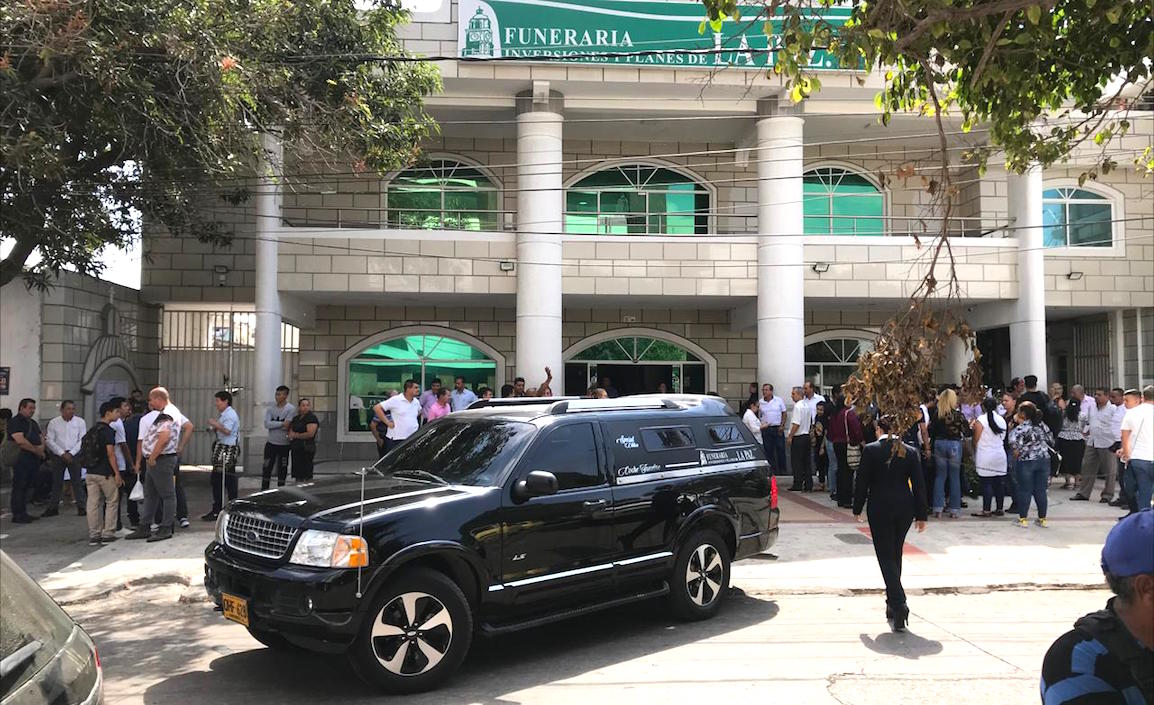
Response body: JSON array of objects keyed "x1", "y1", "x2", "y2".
[
  {"x1": 739, "y1": 375, "x2": 1154, "y2": 528},
  {"x1": 0, "y1": 385, "x2": 320, "y2": 543}
]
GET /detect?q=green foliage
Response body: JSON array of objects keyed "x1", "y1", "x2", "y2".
[
  {"x1": 701, "y1": 0, "x2": 1153, "y2": 175},
  {"x1": 0, "y1": 0, "x2": 439, "y2": 287}
]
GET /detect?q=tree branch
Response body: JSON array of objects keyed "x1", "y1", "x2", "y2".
[
  {"x1": 896, "y1": 0, "x2": 1056, "y2": 51},
  {"x1": 0, "y1": 232, "x2": 39, "y2": 289},
  {"x1": 969, "y1": 11, "x2": 1014, "y2": 92}
]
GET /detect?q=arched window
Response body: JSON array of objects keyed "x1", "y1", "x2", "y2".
[
  {"x1": 566, "y1": 164, "x2": 710, "y2": 235},
  {"x1": 386, "y1": 159, "x2": 499, "y2": 231},
  {"x1": 564, "y1": 334, "x2": 711, "y2": 396},
  {"x1": 1042, "y1": 187, "x2": 1113, "y2": 248},
  {"x1": 345, "y1": 333, "x2": 498, "y2": 432},
  {"x1": 803, "y1": 167, "x2": 884, "y2": 236},
  {"x1": 804, "y1": 337, "x2": 873, "y2": 393}
]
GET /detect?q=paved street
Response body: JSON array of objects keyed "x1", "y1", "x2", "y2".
[{"x1": 0, "y1": 473, "x2": 1128, "y2": 705}]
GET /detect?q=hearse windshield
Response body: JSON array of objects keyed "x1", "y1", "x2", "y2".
[{"x1": 377, "y1": 418, "x2": 535, "y2": 487}]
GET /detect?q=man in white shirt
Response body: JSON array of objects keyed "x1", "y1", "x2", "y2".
[
  {"x1": 44, "y1": 400, "x2": 88, "y2": 516},
  {"x1": 758, "y1": 384, "x2": 788, "y2": 474},
  {"x1": 1077, "y1": 388, "x2": 1119, "y2": 503},
  {"x1": 1118, "y1": 386, "x2": 1154, "y2": 514},
  {"x1": 787, "y1": 386, "x2": 813, "y2": 492},
  {"x1": 133, "y1": 387, "x2": 194, "y2": 529},
  {"x1": 377, "y1": 380, "x2": 422, "y2": 455},
  {"x1": 450, "y1": 376, "x2": 478, "y2": 412}
]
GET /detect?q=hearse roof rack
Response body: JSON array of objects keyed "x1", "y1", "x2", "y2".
[{"x1": 548, "y1": 397, "x2": 684, "y2": 414}]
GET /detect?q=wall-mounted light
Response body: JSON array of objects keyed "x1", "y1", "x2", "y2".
[
  {"x1": 812, "y1": 262, "x2": 831, "y2": 274},
  {"x1": 213, "y1": 265, "x2": 230, "y2": 287},
  {"x1": 499, "y1": 260, "x2": 515, "y2": 272},
  {"x1": 1066, "y1": 271, "x2": 1084, "y2": 281}
]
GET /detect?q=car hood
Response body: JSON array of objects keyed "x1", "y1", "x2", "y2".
[{"x1": 230, "y1": 474, "x2": 479, "y2": 524}]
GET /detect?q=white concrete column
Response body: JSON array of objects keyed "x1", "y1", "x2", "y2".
[
  {"x1": 756, "y1": 100, "x2": 806, "y2": 391},
  {"x1": 253, "y1": 131, "x2": 283, "y2": 438},
  {"x1": 1112, "y1": 309, "x2": 1127, "y2": 386},
  {"x1": 1008, "y1": 164, "x2": 1047, "y2": 389},
  {"x1": 515, "y1": 90, "x2": 564, "y2": 392},
  {"x1": 943, "y1": 335, "x2": 974, "y2": 385}
]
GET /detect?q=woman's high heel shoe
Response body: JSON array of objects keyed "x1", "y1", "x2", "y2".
[{"x1": 891, "y1": 605, "x2": 909, "y2": 632}]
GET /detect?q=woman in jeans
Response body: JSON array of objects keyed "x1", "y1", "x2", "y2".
[
  {"x1": 971, "y1": 397, "x2": 1009, "y2": 517},
  {"x1": 929, "y1": 388, "x2": 971, "y2": 518},
  {"x1": 1008, "y1": 401, "x2": 1055, "y2": 527}
]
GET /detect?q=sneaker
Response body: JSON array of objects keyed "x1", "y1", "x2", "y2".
[
  {"x1": 179, "y1": 518, "x2": 190, "y2": 529},
  {"x1": 1071, "y1": 495, "x2": 1089, "y2": 501},
  {"x1": 102, "y1": 536, "x2": 119, "y2": 544},
  {"x1": 1035, "y1": 518, "x2": 1048, "y2": 528},
  {"x1": 125, "y1": 528, "x2": 151, "y2": 540},
  {"x1": 1099, "y1": 496, "x2": 1112, "y2": 504},
  {"x1": 88, "y1": 537, "x2": 101, "y2": 546},
  {"x1": 1108, "y1": 498, "x2": 1127, "y2": 508},
  {"x1": 200, "y1": 512, "x2": 219, "y2": 522},
  {"x1": 993, "y1": 510, "x2": 1005, "y2": 517},
  {"x1": 1017, "y1": 518, "x2": 1029, "y2": 528},
  {"x1": 150, "y1": 523, "x2": 159, "y2": 532}
]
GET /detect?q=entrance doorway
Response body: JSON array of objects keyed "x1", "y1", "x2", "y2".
[{"x1": 563, "y1": 333, "x2": 711, "y2": 396}]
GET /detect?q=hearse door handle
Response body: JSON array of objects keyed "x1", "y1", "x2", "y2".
[{"x1": 583, "y1": 499, "x2": 609, "y2": 510}]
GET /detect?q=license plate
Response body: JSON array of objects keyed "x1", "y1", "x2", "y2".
[{"x1": 221, "y1": 593, "x2": 249, "y2": 627}]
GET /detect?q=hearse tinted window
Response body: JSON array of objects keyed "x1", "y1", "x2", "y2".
[
  {"x1": 641, "y1": 426, "x2": 696, "y2": 451},
  {"x1": 708, "y1": 423, "x2": 744, "y2": 445},
  {"x1": 519, "y1": 422, "x2": 603, "y2": 491}
]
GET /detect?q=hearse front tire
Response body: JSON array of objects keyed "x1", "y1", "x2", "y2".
[
  {"x1": 349, "y1": 567, "x2": 474, "y2": 694},
  {"x1": 668, "y1": 529, "x2": 731, "y2": 621}
]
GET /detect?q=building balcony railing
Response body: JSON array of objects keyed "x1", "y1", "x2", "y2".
[{"x1": 281, "y1": 207, "x2": 997, "y2": 239}]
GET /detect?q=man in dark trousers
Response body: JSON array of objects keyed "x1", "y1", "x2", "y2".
[
  {"x1": 853, "y1": 415, "x2": 929, "y2": 632},
  {"x1": 1041, "y1": 509, "x2": 1153, "y2": 703}
]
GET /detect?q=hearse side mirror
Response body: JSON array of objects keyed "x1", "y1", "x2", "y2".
[{"x1": 514, "y1": 471, "x2": 558, "y2": 501}]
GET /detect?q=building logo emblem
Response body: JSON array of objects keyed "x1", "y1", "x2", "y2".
[{"x1": 461, "y1": 4, "x2": 497, "y2": 58}]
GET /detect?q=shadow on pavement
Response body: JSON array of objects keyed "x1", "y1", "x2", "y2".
[
  {"x1": 858, "y1": 630, "x2": 943, "y2": 659},
  {"x1": 142, "y1": 591, "x2": 779, "y2": 704}
]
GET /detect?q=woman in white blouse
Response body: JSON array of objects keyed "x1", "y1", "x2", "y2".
[
  {"x1": 743, "y1": 399, "x2": 766, "y2": 443},
  {"x1": 970, "y1": 397, "x2": 1009, "y2": 517}
]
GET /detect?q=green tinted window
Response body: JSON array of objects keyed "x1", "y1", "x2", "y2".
[
  {"x1": 1042, "y1": 187, "x2": 1112, "y2": 248},
  {"x1": 387, "y1": 160, "x2": 499, "y2": 231},
  {"x1": 564, "y1": 165, "x2": 709, "y2": 235},
  {"x1": 803, "y1": 168, "x2": 884, "y2": 236}
]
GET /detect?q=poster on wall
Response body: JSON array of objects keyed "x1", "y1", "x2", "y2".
[
  {"x1": 457, "y1": 0, "x2": 849, "y2": 70},
  {"x1": 0, "y1": 366, "x2": 8, "y2": 395},
  {"x1": 95, "y1": 379, "x2": 131, "y2": 408}
]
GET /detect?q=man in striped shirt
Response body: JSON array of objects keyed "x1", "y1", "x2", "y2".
[{"x1": 1040, "y1": 509, "x2": 1153, "y2": 704}]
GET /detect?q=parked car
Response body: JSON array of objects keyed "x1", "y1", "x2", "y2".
[
  {"x1": 204, "y1": 394, "x2": 779, "y2": 693},
  {"x1": 0, "y1": 551, "x2": 103, "y2": 705}
]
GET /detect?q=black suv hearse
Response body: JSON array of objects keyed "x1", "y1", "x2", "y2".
[{"x1": 204, "y1": 395, "x2": 779, "y2": 692}]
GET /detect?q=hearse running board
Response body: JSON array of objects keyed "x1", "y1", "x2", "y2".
[{"x1": 479, "y1": 583, "x2": 670, "y2": 636}]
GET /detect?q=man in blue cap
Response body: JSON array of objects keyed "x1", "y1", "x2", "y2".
[{"x1": 1040, "y1": 509, "x2": 1153, "y2": 704}]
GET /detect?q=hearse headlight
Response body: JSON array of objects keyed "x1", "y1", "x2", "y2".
[
  {"x1": 289, "y1": 530, "x2": 368, "y2": 568},
  {"x1": 214, "y1": 509, "x2": 229, "y2": 545}
]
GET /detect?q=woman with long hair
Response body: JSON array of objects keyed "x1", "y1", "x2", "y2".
[
  {"x1": 1008, "y1": 400, "x2": 1055, "y2": 527},
  {"x1": 742, "y1": 399, "x2": 765, "y2": 443},
  {"x1": 829, "y1": 394, "x2": 864, "y2": 509},
  {"x1": 929, "y1": 388, "x2": 972, "y2": 518},
  {"x1": 1058, "y1": 395, "x2": 1088, "y2": 494},
  {"x1": 971, "y1": 397, "x2": 1009, "y2": 517},
  {"x1": 853, "y1": 415, "x2": 928, "y2": 632}
]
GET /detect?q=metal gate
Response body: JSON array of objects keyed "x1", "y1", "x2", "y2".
[
  {"x1": 159, "y1": 310, "x2": 300, "y2": 465},
  {"x1": 1072, "y1": 317, "x2": 1110, "y2": 389}
]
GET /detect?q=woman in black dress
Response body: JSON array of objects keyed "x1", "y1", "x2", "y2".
[
  {"x1": 853, "y1": 415, "x2": 929, "y2": 632},
  {"x1": 288, "y1": 398, "x2": 320, "y2": 482}
]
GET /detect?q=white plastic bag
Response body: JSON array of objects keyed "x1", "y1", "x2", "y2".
[{"x1": 129, "y1": 477, "x2": 144, "y2": 502}]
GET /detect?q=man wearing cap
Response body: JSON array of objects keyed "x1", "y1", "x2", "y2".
[{"x1": 1040, "y1": 509, "x2": 1153, "y2": 704}]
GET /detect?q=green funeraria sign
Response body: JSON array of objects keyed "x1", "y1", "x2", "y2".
[{"x1": 456, "y1": 0, "x2": 850, "y2": 70}]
